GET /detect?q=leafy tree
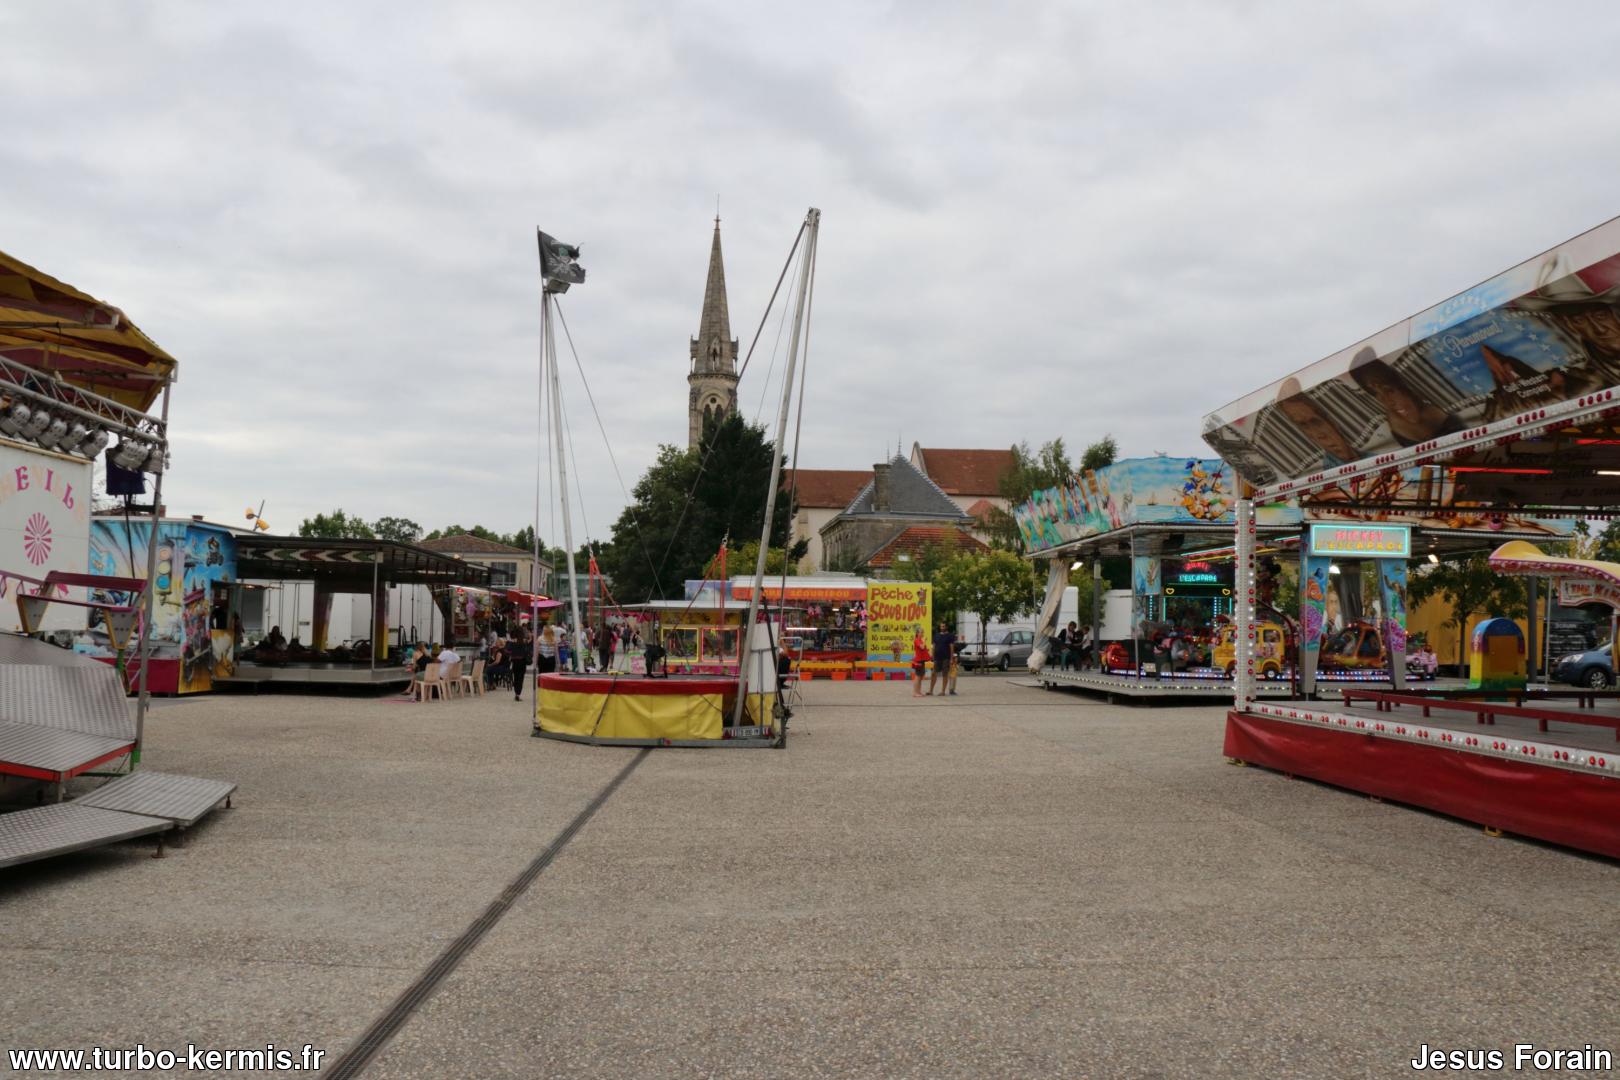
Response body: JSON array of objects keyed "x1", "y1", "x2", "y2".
[
  {"x1": 597, "y1": 413, "x2": 800, "y2": 601},
  {"x1": 707, "y1": 540, "x2": 798, "y2": 579},
  {"x1": 885, "y1": 541, "x2": 961, "y2": 584},
  {"x1": 297, "y1": 509, "x2": 375, "y2": 539},
  {"x1": 1080, "y1": 435, "x2": 1118, "y2": 472},
  {"x1": 932, "y1": 549, "x2": 1040, "y2": 669},
  {"x1": 1407, "y1": 553, "x2": 1528, "y2": 665},
  {"x1": 371, "y1": 516, "x2": 422, "y2": 544},
  {"x1": 509, "y1": 524, "x2": 538, "y2": 555},
  {"x1": 986, "y1": 438, "x2": 1075, "y2": 550}
]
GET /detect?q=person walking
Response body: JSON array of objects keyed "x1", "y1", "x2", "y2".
[
  {"x1": 928, "y1": 620, "x2": 956, "y2": 697},
  {"x1": 537, "y1": 623, "x2": 558, "y2": 674},
  {"x1": 510, "y1": 626, "x2": 531, "y2": 701},
  {"x1": 596, "y1": 620, "x2": 616, "y2": 672}
]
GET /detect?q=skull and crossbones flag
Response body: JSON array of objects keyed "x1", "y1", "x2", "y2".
[{"x1": 537, "y1": 230, "x2": 586, "y2": 289}]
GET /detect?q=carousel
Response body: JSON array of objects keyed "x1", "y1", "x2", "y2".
[{"x1": 1209, "y1": 212, "x2": 1620, "y2": 859}]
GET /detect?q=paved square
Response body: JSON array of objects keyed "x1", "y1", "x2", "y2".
[{"x1": 3, "y1": 678, "x2": 1617, "y2": 1077}]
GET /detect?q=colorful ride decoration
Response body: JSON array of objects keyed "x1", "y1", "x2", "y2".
[
  {"x1": 1488, "y1": 540, "x2": 1620, "y2": 675},
  {"x1": 1467, "y1": 617, "x2": 1527, "y2": 691},
  {"x1": 1214, "y1": 620, "x2": 1289, "y2": 679}
]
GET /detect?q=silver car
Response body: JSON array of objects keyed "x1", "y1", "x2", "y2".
[{"x1": 958, "y1": 629, "x2": 1035, "y2": 671}]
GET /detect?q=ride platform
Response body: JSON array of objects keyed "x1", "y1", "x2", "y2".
[
  {"x1": 1227, "y1": 689, "x2": 1620, "y2": 859},
  {"x1": 1036, "y1": 662, "x2": 1458, "y2": 702},
  {"x1": 216, "y1": 661, "x2": 414, "y2": 691}
]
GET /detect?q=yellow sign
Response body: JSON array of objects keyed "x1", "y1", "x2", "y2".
[{"x1": 865, "y1": 582, "x2": 932, "y2": 661}]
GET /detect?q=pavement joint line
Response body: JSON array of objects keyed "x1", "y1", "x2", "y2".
[{"x1": 321, "y1": 748, "x2": 651, "y2": 1080}]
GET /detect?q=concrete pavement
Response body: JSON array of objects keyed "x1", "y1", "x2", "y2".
[{"x1": 3, "y1": 677, "x2": 1617, "y2": 1077}]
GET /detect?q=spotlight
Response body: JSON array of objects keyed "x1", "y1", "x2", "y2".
[
  {"x1": 35, "y1": 416, "x2": 68, "y2": 449},
  {"x1": 1328, "y1": 564, "x2": 1341, "y2": 576},
  {"x1": 112, "y1": 438, "x2": 148, "y2": 469},
  {"x1": 62, "y1": 422, "x2": 90, "y2": 453},
  {"x1": 21, "y1": 408, "x2": 51, "y2": 440},
  {"x1": 142, "y1": 444, "x2": 168, "y2": 474},
  {"x1": 0, "y1": 402, "x2": 28, "y2": 437},
  {"x1": 78, "y1": 428, "x2": 110, "y2": 458},
  {"x1": 1428, "y1": 553, "x2": 1439, "y2": 565},
  {"x1": 1071, "y1": 560, "x2": 1083, "y2": 571}
]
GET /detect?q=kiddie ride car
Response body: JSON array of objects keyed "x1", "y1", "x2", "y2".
[{"x1": 1214, "y1": 620, "x2": 1292, "y2": 679}]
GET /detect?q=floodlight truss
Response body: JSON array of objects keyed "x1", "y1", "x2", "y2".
[
  {"x1": 1255, "y1": 387, "x2": 1620, "y2": 505},
  {"x1": 0, "y1": 351, "x2": 166, "y2": 448}
]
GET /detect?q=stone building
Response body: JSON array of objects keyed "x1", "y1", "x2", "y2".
[
  {"x1": 688, "y1": 217, "x2": 740, "y2": 448},
  {"x1": 782, "y1": 468, "x2": 871, "y2": 572},
  {"x1": 819, "y1": 455, "x2": 982, "y2": 575}
]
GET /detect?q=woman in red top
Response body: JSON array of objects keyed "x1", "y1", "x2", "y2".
[{"x1": 911, "y1": 633, "x2": 931, "y2": 697}]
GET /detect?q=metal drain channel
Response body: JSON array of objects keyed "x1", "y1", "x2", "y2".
[{"x1": 323, "y1": 749, "x2": 650, "y2": 1078}]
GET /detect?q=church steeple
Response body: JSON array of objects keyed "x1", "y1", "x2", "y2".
[
  {"x1": 692, "y1": 216, "x2": 737, "y2": 375},
  {"x1": 688, "y1": 214, "x2": 741, "y2": 448}
]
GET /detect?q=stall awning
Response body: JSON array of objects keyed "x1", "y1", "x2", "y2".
[
  {"x1": 235, "y1": 536, "x2": 491, "y2": 587},
  {"x1": 0, "y1": 248, "x2": 177, "y2": 412}
]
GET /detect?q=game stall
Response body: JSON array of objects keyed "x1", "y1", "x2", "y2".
[{"x1": 1207, "y1": 213, "x2": 1620, "y2": 859}]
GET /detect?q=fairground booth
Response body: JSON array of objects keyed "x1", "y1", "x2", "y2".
[
  {"x1": 1, "y1": 247, "x2": 177, "y2": 744},
  {"x1": 1207, "y1": 213, "x2": 1620, "y2": 859},
  {"x1": 229, "y1": 534, "x2": 492, "y2": 689},
  {"x1": 0, "y1": 249, "x2": 236, "y2": 872},
  {"x1": 1018, "y1": 453, "x2": 1570, "y2": 699},
  {"x1": 78, "y1": 524, "x2": 493, "y2": 692}
]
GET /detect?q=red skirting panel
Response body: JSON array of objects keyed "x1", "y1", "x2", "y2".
[{"x1": 1225, "y1": 711, "x2": 1620, "y2": 860}]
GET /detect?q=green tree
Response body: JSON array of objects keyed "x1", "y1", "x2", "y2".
[
  {"x1": 1407, "y1": 553, "x2": 1528, "y2": 665},
  {"x1": 371, "y1": 516, "x2": 422, "y2": 544},
  {"x1": 597, "y1": 413, "x2": 802, "y2": 601},
  {"x1": 297, "y1": 509, "x2": 375, "y2": 539},
  {"x1": 707, "y1": 540, "x2": 797, "y2": 578},
  {"x1": 509, "y1": 525, "x2": 538, "y2": 555},
  {"x1": 1080, "y1": 435, "x2": 1118, "y2": 472},
  {"x1": 886, "y1": 541, "x2": 960, "y2": 584},
  {"x1": 933, "y1": 549, "x2": 1041, "y2": 669},
  {"x1": 985, "y1": 438, "x2": 1075, "y2": 550}
]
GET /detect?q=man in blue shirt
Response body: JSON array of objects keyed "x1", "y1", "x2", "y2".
[{"x1": 928, "y1": 621, "x2": 956, "y2": 697}]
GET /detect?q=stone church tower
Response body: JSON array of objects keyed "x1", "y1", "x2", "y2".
[{"x1": 688, "y1": 217, "x2": 740, "y2": 448}]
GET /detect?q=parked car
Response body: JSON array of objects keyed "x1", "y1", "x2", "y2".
[
  {"x1": 959, "y1": 629, "x2": 1035, "y2": 671},
  {"x1": 1552, "y1": 643, "x2": 1614, "y2": 689}
]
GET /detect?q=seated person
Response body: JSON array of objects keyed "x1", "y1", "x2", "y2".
[
  {"x1": 414, "y1": 644, "x2": 439, "y2": 674},
  {"x1": 643, "y1": 639, "x2": 668, "y2": 678},
  {"x1": 485, "y1": 641, "x2": 510, "y2": 686}
]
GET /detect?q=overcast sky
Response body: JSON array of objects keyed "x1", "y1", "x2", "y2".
[{"x1": 5, "y1": 2, "x2": 1619, "y2": 547}]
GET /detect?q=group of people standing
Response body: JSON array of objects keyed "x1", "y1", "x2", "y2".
[{"x1": 910, "y1": 621, "x2": 961, "y2": 698}]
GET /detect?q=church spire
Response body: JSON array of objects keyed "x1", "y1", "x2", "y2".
[
  {"x1": 688, "y1": 213, "x2": 741, "y2": 449},
  {"x1": 694, "y1": 216, "x2": 736, "y2": 374}
]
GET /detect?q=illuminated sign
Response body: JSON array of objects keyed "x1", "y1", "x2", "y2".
[
  {"x1": 1162, "y1": 559, "x2": 1233, "y2": 597},
  {"x1": 1308, "y1": 524, "x2": 1411, "y2": 558}
]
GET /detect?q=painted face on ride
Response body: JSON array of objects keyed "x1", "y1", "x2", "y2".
[{"x1": 1278, "y1": 394, "x2": 1355, "y2": 460}]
